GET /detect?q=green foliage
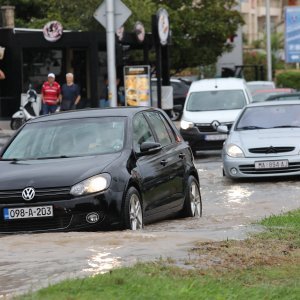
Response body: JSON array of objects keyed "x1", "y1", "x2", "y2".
[
  {"x1": 276, "y1": 71, "x2": 300, "y2": 89},
  {"x1": 0, "y1": 0, "x2": 244, "y2": 71},
  {"x1": 243, "y1": 51, "x2": 267, "y2": 81},
  {"x1": 19, "y1": 262, "x2": 300, "y2": 299},
  {"x1": 259, "y1": 209, "x2": 300, "y2": 245}
]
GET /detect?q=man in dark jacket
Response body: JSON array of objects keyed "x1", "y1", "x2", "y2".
[{"x1": 59, "y1": 73, "x2": 81, "y2": 111}]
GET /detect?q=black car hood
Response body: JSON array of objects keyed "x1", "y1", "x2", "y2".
[{"x1": 0, "y1": 153, "x2": 121, "y2": 190}]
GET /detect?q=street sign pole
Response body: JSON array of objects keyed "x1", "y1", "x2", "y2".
[
  {"x1": 266, "y1": 0, "x2": 272, "y2": 82},
  {"x1": 106, "y1": 0, "x2": 117, "y2": 107}
]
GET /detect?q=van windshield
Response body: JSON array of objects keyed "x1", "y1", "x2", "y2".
[{"x1": 186, "y1": 90, "x2": 247, "y2": 111}]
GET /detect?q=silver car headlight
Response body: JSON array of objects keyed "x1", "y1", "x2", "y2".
[
  {"x1": 181, "y1": 120, "x2": 194, "y2": 130},
  {"x1": 70, "y1": 174, "x2": 111, "y2": 196},
  {"x1": 226, "y1": 144, "x2": 245, "y2": 158}
]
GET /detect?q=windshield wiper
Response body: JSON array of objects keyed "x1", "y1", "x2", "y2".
[
  {"x1": 237, "y1": 126, "x2": 266, "y2": 130},
  {"x1": 272, "y1": 125, "x2": 300, "y2": 128},
  {"x1": 36, "y1": 155, "x2": 72, "y2": 159},
  {"x1": 0, "y1": 158, "x2": 20, "y2": 161}
]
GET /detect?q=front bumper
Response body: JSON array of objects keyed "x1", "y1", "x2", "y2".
[
  {"x1": 180, "y1": 127, "x2": 227, "y2": 151},
  {"x1": 0, "y1": 190, "x2": 124, "y2": 233},
  {"x1": 223, "y1": 153, "x2": 300, "y2": 179}
]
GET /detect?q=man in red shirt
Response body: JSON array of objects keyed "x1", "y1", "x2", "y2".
[{"x1": 41, "y1": 73, "x2": 61, "y2": 114}]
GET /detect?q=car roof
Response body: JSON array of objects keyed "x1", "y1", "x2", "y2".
[
  {"x1": 189, "y1": 77, "x2": 247, "y2": 92},
  {"x1": 246, "y1": 99, "x2": 300, "y2": 107},
  {"x1": 247, "y1": 81, "x2": 275, "y2": 86},
  {"x1": 265, "y1": 92, "x2": 300, "y2": 101},
  {"x1": 28, "y1": 107, "x2": 159, "y2": 123},
  {"x1": 252, "y1": 88, "x2": 294, "y2": 95}
]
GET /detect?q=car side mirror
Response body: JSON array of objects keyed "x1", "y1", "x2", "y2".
[
  {"x1": 217, "y1": 125, "x2": 229, "y2": 134},
  {"x1": 139, "y1": 142, "x2": 162, "y2": 155}
]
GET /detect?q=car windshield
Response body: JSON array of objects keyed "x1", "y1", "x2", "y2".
[
  {"x1": 236, "y1": 104, "x2": 300, "y2": 130},
  {"x1": 2, "y1": 117, "x2": 126, "y2": 160},
  {"x1": 186, "y1": 90, "x2": 246, "y2": 111}
]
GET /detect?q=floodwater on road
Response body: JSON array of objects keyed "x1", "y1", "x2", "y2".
[{"x1": 1, "y1": 151, "x2": 300, "y2": 298}]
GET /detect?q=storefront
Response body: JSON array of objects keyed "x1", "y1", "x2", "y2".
[{"x1": 0, "y1": 27, "x2": 152, "y2": 118}]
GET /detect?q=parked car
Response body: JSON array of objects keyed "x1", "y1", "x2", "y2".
[
  {"x1": 218, "y1": 100, "x2": 300, "y2": 179},
  {"x1": 151, "y1": 78, "x2": 190, "y2": 121},
  {"x1": 0, "y1": 107, "x2": 201, "y2": 233},
  {"x1": 252, "y1": 88, "x2": 295, "y2": 102},
  {"x1": 247, "y1": 81, "x2": 276, "y2": 94},
  {"x1": 180, "y1": 78, "x2": 252, "y2": 154},
  {"x1": 265, "y1": 92, "x2": 300, "y2": 101}
]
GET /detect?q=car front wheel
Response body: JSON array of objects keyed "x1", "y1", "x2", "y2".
[
  {"x1": 181, "y1": 176, "x2": 202, "y2": 217},
  {"x1": 123, "y1": 187, "x2": 143, "y2": 230}
]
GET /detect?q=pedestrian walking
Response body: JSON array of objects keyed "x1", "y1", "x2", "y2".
[
  {"x1": 59, "y1": 73, "x2": 81, "y2": 111},
  {"x1": 99, "y1": 75, "x2": 109, "y2": 108},
  {"x1": 41, "y1": 73, "x2": 60, "y2": 114}
]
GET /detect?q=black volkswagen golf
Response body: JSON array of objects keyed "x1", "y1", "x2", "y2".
[{"x1": 0, "y1": 107, "x2": 201, "y2": 233}]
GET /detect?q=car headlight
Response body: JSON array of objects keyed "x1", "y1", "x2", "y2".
[
  {"x1": 181, "y1": 120, "x2": 194, "y2": 130},
  {"x1": 226, "y1": 144, "x2": 245, "y2": 158},
  {"x1": 70, "y1": 174, "x2": 111, "y2": 196}
]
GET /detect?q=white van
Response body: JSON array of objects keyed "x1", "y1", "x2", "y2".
[{"x1": 180, "y1": 78, "x2": 252, "y2": 153}]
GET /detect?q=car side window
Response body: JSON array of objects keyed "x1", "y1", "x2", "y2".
[
  {"x1": 145, "y1": 112, "x2": 172, "y2": 147},
  {"x1": 133, "y1": 113, "x2": 155, "y2": 153}
]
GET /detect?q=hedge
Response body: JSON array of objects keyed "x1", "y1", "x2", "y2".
[{"x1": 276, "y1": 71, "x2": 300, "y2": 89}]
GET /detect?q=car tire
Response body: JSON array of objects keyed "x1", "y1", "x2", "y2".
[
  {"x1": 123, "y1": 187, "x2": 143, "y2": 230},
  {"x1": 181, "y1": 176, "x2": 202, "y2": 217},
  {"x1": 10, "y1": 118, "x2": 25, "y2": 130},
  {"x1": 170, "y1": 110, "x2": 181, "y2": 121}
]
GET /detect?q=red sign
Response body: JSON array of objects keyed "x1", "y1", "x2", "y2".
[{"x1": 43, "y1": 21, "x2": 63, "y2": 42}]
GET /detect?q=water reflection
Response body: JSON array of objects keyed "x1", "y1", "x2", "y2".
[
  {"x1": 225, "y1": 185, "x2": 252, "y2": 206},
  {"x1": 83, "y1": 248, "x2": 121, "y2": 275}
]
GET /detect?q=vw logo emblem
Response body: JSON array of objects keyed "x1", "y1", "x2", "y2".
[
  {"x1": 22, "y1": 187, "x2": 35, "y2": 201},
  {"x1": 211, "y1": 120, "x2": 220, "y2": 130}
]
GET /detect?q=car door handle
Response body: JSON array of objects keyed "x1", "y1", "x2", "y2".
[
  {"x1": 179, "y1": 153, "x2": 186, "y2": 159},
  {"x1": 160, "y1": 159, "x2": 167, "y2": 166}
]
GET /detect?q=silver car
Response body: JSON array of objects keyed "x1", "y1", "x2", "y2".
[{"x1": 219, "y1": 100, "x2": 300, "y2": 179}]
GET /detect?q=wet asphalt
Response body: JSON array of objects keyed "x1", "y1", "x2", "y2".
[{"x1": 0, "y1": 134, "x2": 300, "y2": 298}]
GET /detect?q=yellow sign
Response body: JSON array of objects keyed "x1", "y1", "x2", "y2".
[{"x1": 124, "y1": 66, "x2": 150, "y2": 106}]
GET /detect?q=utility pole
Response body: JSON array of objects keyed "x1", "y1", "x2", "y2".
[
  {"x1": 266, "y1": 0, "x2": 272, "y2": 82},
  {"x1": 106, "y1": 0, "x2": 117, "y2": 107}
]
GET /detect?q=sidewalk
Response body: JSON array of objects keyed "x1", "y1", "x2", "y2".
[{"x1": 0, "y1": 120, "x2": 14, "y2": 137}]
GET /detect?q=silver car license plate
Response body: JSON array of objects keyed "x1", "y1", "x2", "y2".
[
  {"x1": 204, "y1": 134, "x2": 227, "y2": 141},
  {"x1": 3, "y1": 206, "x2": 53, "y2": 220},
  {"x1": 254, "y1": 160, "x2": 288, "y2": 169}
]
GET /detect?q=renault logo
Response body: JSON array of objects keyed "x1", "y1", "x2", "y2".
[
  {"x1": 22, "y1": 187, "x2": 35, "y2": 201},
  {"x1": 211, "y1": 120, "x2": 220, "y2": 130}
]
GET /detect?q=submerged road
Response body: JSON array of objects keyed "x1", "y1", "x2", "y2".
[{"x1": 0, "y1": 134, "x2": 300, "y2": 298}]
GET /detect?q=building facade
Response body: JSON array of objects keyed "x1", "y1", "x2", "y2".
[{"x1": 0, "y1": 7, "x2": 153, "y2": 118}]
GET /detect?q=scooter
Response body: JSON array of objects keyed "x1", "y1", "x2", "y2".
[{"x1": 10, "y1": 85, "x2": 41, "y2": 130}]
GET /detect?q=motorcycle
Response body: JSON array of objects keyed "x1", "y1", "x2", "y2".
[{"x1": 10, "y1": 84, "x2": 41, "y2": 130}]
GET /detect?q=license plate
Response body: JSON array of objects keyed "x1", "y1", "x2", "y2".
[
  {"x1": 254, "y1": 160, "x2": 288, "y2": 169},
  {"x1": 3, "y1": 206, "x2": 53, "y2": 220},
  {"x1": 204, "y1": 134, "x2": 227, "y2": 141}
]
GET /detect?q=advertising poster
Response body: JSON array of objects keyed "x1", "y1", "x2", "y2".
[
  {"x1": 124, "y1": 65, "x2": 150, "y2": 106},
  {"x1": 285, "y1": 6, "x2": 300, "y2": 63}
]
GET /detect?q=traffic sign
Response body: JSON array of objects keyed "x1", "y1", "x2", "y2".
[{"x1": 94, "y1": 0, "x2": 132, "y2": 30}]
